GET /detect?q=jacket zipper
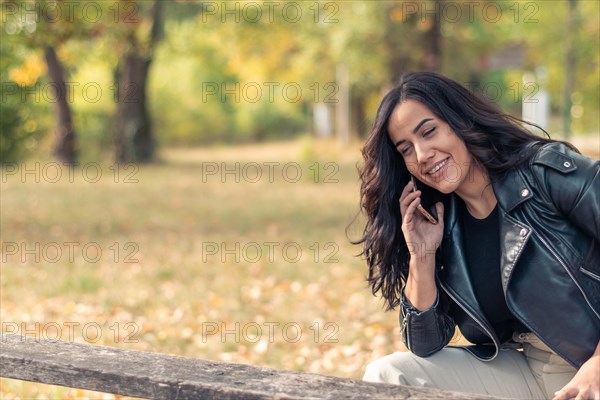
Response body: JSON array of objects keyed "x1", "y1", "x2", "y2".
[
  {"x1": 499, "y1": 214, "x2": 580, "y2": 368},
  {"x1": 401, "y1": 307, "x2": 412, "y2": 351},
  {"x1": 581, "y1": 268, "x2": 600, "y2": 281},
  {"x1": 581, "y1": 238, "x2": 599, "y2": 281},
  {"x1": 520, "y1": 214, "x2": 600, "y2": 321},
  {"x1": 438, "y1": 281, "x2": 499, "y2": 361}
]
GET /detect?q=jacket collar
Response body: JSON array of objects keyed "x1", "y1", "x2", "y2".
[{"x1": 492, "y1": 167, "x2": 533, "y2": 213}]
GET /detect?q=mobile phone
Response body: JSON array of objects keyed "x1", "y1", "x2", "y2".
[{"x1": 410, "y1": 176, "x2": 439, "y2": 224}]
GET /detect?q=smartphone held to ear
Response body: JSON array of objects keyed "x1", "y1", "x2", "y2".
[{"x1": 411, "y1": 176, "x2": 439, "y2": 224}]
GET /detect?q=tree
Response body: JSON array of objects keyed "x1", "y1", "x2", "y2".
[
  {"x1": 113, "y1": 0, "x2": 164, "y2": 163},
  {"x1": 43, "y1": 44, "x2": 76, "y2": 162},
  {"x1": 1, "y1": 0, "x2": 84, "y2": 163}
]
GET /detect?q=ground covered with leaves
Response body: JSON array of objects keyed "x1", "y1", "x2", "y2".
[{"x1": 1, "y1": 138, "x2": 407, "y2": 399}]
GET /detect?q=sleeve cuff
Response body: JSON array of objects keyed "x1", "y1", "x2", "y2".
[{"x1": 401, "y1": 289, "x2": 439, "y2": 315}]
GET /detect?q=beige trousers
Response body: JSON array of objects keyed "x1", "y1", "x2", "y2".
[{"x1": 363, "y1": 333, "x2": 577, "y2": 399}]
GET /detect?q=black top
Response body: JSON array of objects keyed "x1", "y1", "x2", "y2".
[{"x1": 460, "y1": 201, "x2": 527, "y2": 343}]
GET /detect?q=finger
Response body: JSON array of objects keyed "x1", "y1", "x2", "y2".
[
  {"x1": 574, "y1": 388, "x2": 596, "y2": 400},
  {"x1": 552, "y1": 391, "x2": 565, "y2": 400},
  {"x1": 435, "y1": 202, "x2": 444, "y2": 223},
  {"x1": 403, "y1": 196, "x2": 421, "y2": 227},
  {"x1": 399, "y1": 190, "x2": 421, "y2": 216},
  {"x1": 400, "y1": 190, "x2": 420, "y2": 205},
  {"x1": 554, "y1": 387, "x2": 577, "y2": 400},
  {"x1": 400, "y1": 179, "x2": 415, "y2": 199}
]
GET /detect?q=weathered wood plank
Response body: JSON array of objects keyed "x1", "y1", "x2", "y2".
[{"x1": 0, "y1": 333, "x2": 505, "y2": 399}]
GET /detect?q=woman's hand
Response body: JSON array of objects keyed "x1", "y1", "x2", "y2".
[
  {"x1": 553, "y1": 352, "x2": 600, "y2": 400},
  {"x1": 399, "y1": 179, "x2": 444, "y2": 261}
]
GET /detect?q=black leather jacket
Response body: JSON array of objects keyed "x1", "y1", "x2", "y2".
[{"x1": 400, "y1": 142, "x2": 600, "y2": 369}]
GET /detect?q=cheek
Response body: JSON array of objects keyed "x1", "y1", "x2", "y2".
[
  {"x1": 404, "y1": 159, "x2": 419, "y2": 175},
  {"x1": 449, "y1": 139, "x2": 469, "y2": 163},
  {"x1": 452, "y1": 150, "x2": 475, "y2": 182},
  {"x1": 402, "y1": 152, "x2": 424, "y2": 176},
  {"x1": 458, "y1": 147, "x2": 474, "y2": 167}
]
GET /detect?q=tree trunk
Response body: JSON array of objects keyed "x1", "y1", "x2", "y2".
[
  {"x1": 114, "y1": 49, "x2": 154, "y2": 163},
  {"x1": 384, "y1": 6, "x2": 407, "y2": 86},
  {"x1": 422, "y1": 2, "x2": 442, "y2": 72},
  {"x1": 384, "y1": 2, "x2": 442, "y2": 83},
  {"x1": 113, "y1": 0, "x2": 164, "y2": 163},
  {"x1": 44, "y1": 45, "x2": 77, "y2": 164},
  {"x1": 351, "y1": 93, "x2": 367, "y2": 138},
  {"x1": 335, "y1": 64, "x2": 350, "y2": 145},
  {"x1": 384, "y1": 3, "x2": 416, "y2": 86}
]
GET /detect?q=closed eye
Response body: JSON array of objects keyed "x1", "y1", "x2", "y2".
[
  {"x1": 397, "y1": 127, "x2": 435, "y2": 156},
  {"x1": 398, "y1": 143, "x2": 412, "y2": 156},
  {"x1": 400, "y1": 145, "x2": 412, "y2": 156},
  {"x1": 423, "y1": 127, "x2": 436, "y2": 137}
]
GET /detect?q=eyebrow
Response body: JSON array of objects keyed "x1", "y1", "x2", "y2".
[{"x1": 393, "y1": 118, "x2": 433, "y2": 147}]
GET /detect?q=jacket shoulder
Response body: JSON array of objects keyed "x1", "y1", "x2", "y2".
[{"x1": 529, "y1": 142, "x2": 580, "y2": 174}]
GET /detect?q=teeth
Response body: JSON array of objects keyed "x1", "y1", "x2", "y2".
[{"x1": 428, "y1": 159, "x2": 448, "y2": 174}]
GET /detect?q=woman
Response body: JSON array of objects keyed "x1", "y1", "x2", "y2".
[{"x1": 356, "y1": 72, "x2": 599, "y2": 399}]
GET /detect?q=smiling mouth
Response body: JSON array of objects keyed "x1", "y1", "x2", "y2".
[{"x1": 426, "y1": 158, "x2": 449, "y2": 175}]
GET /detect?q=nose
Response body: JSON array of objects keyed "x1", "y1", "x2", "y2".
[{"x1": 414, "y1": 142, "x2": 435, "y2": 166}]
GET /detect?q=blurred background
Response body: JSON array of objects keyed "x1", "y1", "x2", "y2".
[{"x1": 1, "y1": 0, "x2": 599, "y2": 398}]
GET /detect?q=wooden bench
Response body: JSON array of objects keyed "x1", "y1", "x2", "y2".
[{"x1": 0, "y1": 333, "x2": 504, "y2": 399}]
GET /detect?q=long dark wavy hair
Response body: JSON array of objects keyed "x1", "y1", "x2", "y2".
[{"x1": 355, "y1": 72, "x2": 579, "y2": 310}]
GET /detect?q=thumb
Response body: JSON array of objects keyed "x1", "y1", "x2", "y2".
[{"x1": 435, "y1": 202, "x2": 444, "y2": 221}]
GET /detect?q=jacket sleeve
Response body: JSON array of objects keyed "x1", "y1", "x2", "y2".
[
  {"x1": 400, "y1": 288, "x2": 456, "y2": 357},
  {"x1": 531, "y1": 143, "x2": 600, "y2": 242}
]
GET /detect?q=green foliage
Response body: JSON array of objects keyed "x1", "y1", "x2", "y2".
[
  {"x1": 0, "y1": 36, "x2": 43, "y2": 163},
  {"x1": 149, "y1": 17, "x2": 308, "y2": 145}
]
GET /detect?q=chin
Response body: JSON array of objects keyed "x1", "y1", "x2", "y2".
[
  {"x1": 430, "y1": 180, "x2": 457, "y2": 194},
  {"x1": 438, "y1": 187, "x2": 456, "y2": 195}
]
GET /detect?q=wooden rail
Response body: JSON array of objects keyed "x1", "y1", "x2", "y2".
[{"x1": 0, "y1": 333, "x2": 504, "y2": 399}]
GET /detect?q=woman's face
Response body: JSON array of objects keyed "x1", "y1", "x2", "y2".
[{"x1": 387, "y1": 99, "x2": 476, "y2": 194}]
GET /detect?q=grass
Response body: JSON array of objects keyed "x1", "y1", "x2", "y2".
[{"x1": 1, "y1": 135, "x2": 598, "y2": 399}]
